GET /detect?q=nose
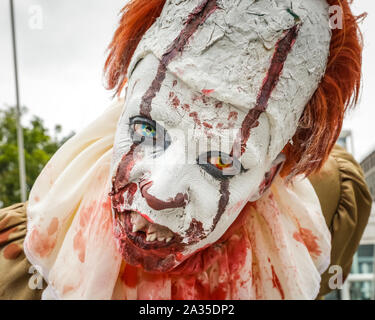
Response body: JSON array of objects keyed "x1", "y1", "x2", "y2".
[
  {"x1": 136, "y1": 132, "x2": 192, "y2": 211},
  {"x1": 140, "y1": 180, "x2": 188, "y2": 210}
]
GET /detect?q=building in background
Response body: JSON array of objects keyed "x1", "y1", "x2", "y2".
[{"x1": 326, "y1": 131, "x2": 375, "y2": 300}]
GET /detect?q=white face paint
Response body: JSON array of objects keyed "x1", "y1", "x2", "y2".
[{"x1": 110, "y1": 0, "x2": 331, "y2": 272}]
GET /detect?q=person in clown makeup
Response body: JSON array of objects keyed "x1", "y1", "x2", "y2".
[{"x1": 0, "y1": 0, "x2": 372, "y2": 300}]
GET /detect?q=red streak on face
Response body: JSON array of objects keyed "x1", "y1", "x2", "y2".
[
  {"x1": 202, "y1": 89, "x2": 215, "y2": 95},
  {"x1": 182, "y1": 104, "x2": 190, "y2": 112},
  {"x1": 140, "y1": 180, "x2": 188, "y2": 211},
  {"x1": 189, "y1": 112, "x2": 202, "y2": 127},
  {"x1": 228, "y1": 111, "x2": 238, "y2": 121},
  {"x1": 185, "y1": 219, "x2": 205, "y2": 243},
  {"x1": 231, "y1": 25, "x2": 300, "y2": 157},
  {"x1": 203, "y1": 122, "x2": 213, "y2": 129},
  {"x1": 138, "y1": 0, "x2": 218, "y2": 117},
  {"x1": 293, "y1": 228, "x2": 322, "y2": 257},
  {"x1": 172, "y1": 96, "x2": 180, "y2": 108},
  {"x1": 112, "y1": 144, "x2": 140, "y2": 193},
  {"x1": 211, "y1": 180, "x2": 230, "y2": 232}
]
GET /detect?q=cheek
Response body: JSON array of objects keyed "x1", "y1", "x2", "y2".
[
  {"x1": 112, "y1": 126, "x2": 133, "y2": 172},
  {"x1": 224, "y1": 171, "x2": 265, "y2": 215}
]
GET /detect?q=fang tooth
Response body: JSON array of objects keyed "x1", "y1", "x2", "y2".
[
  {"x1": 158, "y1": 237, "x2": 165, "y2": 242},
  {"x1": 166, "y1": 237, "x2": 172, "y2": 243},
  {"x1": 149, "y1": 234, "x2": 156, "y2": 242},
  {"x1": 148, "y1": 224, "x2": 158, "y2": 234}
]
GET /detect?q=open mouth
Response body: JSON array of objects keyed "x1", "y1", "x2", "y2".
[{"x1": 116, "y1": 210, "x2": 181, "y2": 250}]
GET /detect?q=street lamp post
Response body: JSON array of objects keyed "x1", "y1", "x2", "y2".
[{"x1": 10, "y1": 0, "x2": 27, "y2": 202}]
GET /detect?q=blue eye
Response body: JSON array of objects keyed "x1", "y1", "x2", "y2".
[
  {"x1": 135, "y1": 123, "x2": 156, "y2": 138},
  {"x1": 129, "y1": 116, "x2": 171, "y2": 151}
]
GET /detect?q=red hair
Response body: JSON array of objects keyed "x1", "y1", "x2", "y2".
[{"x1": 104, "y1": 0, "x2": 365, "y2": 177}]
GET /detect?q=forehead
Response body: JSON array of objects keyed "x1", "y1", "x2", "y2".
[
  {"x1": 127, "y1": 0, "x2": 331, "y2": 162},
  {"x1": 127, "y1": 54, "x2": 247, "y2": 127}
]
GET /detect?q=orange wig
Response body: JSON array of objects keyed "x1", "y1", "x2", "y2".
[{"x1": 104, "y1": 0, "x2": 364, "y2": 177}]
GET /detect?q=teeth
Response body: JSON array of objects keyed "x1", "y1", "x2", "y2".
[
  {"x1": 147, "y1": 233, "x2": 156, "y2": 242},
  {"x1": 147, "y1": 224, "x2": 158, "y2": 234},
  {"x1": 129, "y1": 211, "x2": 174, "y2": 243},
  {"x1": 131, "y1": 212, "x2": 148, "y2": 232}
]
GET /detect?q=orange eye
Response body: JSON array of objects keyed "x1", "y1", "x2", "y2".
[{"x1": 209, "y1": 155, "x2": 233, "y2": 171}]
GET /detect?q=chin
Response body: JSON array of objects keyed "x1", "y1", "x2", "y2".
[{"x1": 112, "y1": 208, "x2": 191, "y2": 273}]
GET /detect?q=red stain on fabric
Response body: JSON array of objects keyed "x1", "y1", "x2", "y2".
[
  {"x1": 3, "y1": 243, "x2": 22, "y2": 260},
  {"x1": 122, "y1": 264, "x2": 138, "y2": 288},
  {"x1": 172, "y1": 276, "x2": 196, "y2": 300},
  {"x1": 269, "y1": 259, "x2": 285, "y2": 300},
  {"x1": 0, "y1": 227, "x2": 17, "y2": 245},
  {"x1": 211, "y1": 284, "x2": 228, "y2": 300},
  {"x1": 63, "y1": 285, "x2": 75, "y2": 295},
  {"x1": 293, "y1": 228, "x2": 321, "y2": 257},
  {"x1": 0, "y1": 217, "x2": 10, "y2": 232},
  {"x1": 102, "y1": 196, "x2": 112, "y2": 212},
  {"x1": 47, "y1": 218, "x2": 59, "y2": 236},
  {"x1": 227, "y1": 235, "x2": 248, "y2": 275},
  {"x1": 28, "y1": 228, "x2": 56, "y2": 258},
  {"x1": 73, "y1": 230, "x2": 86, "y2": 263}
]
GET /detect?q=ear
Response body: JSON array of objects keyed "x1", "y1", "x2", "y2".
[{"x1": 258, "y1": 153, "x2": 286, "y2": 196}]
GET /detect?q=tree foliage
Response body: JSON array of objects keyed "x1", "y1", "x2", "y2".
[{"x1": 0, "y1": 106, "x2": 73, "y2": 208}]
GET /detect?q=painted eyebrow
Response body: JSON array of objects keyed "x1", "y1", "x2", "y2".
[{"x1": 286, "y1": 8, "x2": 301, "y2": 23}]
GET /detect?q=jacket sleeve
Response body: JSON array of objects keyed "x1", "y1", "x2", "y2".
[
  {"x1": 309, "y1": 145, "x2": 373, "y2": 297},
  {"x1": 0, "y1": 203, "x2": 44, "y2": 300}
]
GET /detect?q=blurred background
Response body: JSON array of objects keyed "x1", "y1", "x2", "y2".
[{"x1": 0, "y1": 0, "x2": 374, "y2": 300}]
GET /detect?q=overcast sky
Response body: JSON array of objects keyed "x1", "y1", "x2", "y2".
[{"x1": 1, "y1": 0, "x2": 374, "y2": 162}]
